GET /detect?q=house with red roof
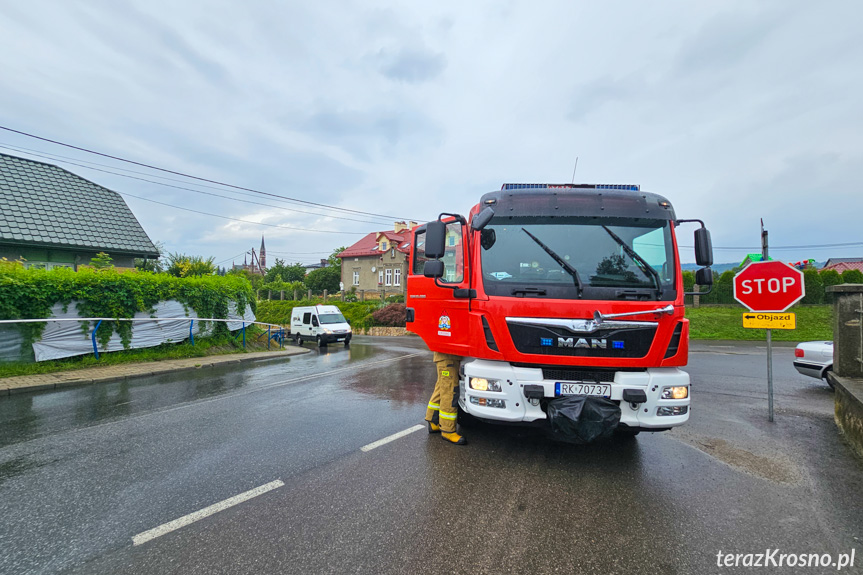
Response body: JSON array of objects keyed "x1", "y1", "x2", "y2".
[
  {"x1": 821, "y1": 258, "x2": 863, "y2": 274},
  {"x1": 337, "y1": 221, "x2": 417, "y2": 295}
]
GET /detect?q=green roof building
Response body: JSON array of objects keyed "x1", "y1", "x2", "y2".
[
  {"x1": 0, "y1": 153, "x2": 159, "y2": 270},
  {"x1": 740, "y1": 253, "x2": 773, "y2": 267}
]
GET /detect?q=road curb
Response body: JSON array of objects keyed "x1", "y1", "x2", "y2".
[{"x1": 0, "y1": 346, "x2": 311, "y2": 396}]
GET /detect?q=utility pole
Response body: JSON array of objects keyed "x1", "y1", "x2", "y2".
[{"x1": 762, "y1": 219, "x2": 774, "y2": 423}]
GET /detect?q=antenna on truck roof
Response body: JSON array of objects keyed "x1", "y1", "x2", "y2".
[{"x1": 570, "y1": 156, "x2": 578, "y2": 184}]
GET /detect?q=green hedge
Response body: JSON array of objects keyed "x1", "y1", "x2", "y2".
[
  {"x1": 688, "y1": 267, "x2": 861, "y2": 305},
  {"x1": 0, "y1": 261, "x2": 255, "y2": 349}
]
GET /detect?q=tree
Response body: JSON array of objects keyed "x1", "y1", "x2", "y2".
[
  {"x1": 228, "y1": 267, "x2": 264, "y2": 289},
  {"x1": 135, "y1": 241, "x2": 165, "y2": 273},
  {"x1": 802, "y1": 269, "x2": 824, "y2": 304},
  {"x1": 841, "y1": 269, "x2": 863, "y2": 284},
  {"x1": 89, "y1": 252, "x2": 114, "y2": 270},
  {"x1": 265, "y1": 258, "x2": 306, "y2": 283},
  {"x1": 165, "y1": 253, "x2": 217, "y2": 277},
  {"x1": 820, "y1": 269, "x2": 842, "y2": 303},
  {"x1": 305, "y1": 266, "x2": 341, "y2": 294},
  {"x1": 328, "y1": 247, "x2": 346, "y2": 268}
]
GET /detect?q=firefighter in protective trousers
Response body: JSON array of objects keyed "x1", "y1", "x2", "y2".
[{"x1": 425, "y1": 352, "x2": 467, "y2": 445}]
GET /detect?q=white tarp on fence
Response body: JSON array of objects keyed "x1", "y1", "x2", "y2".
[
  {"x1": 0, "y1": 325, "x2": 24, "y2": 362},
  {"x1": 32, "y1": 300, "x2": 256, "y2": 362}
]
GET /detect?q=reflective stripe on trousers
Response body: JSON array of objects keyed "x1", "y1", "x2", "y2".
[{"x1": 425, "y1": 353, "x2": 461, "y2": 433}]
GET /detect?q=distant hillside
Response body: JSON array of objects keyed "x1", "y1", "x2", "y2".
[{"x1": 682, "y1": 262, "x2": 738, "y2": 274}]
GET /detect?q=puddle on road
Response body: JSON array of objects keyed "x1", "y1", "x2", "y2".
[{"x1": 670, "y1": 431, "x2": 801, "y2": 485}]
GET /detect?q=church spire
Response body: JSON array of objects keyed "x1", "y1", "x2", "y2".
[{"x1": 259, "y1": 235, "x2": 266, "y2": 272}]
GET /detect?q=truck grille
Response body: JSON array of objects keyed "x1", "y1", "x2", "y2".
[
  {"x1": 507, "y1": 322, "x2": 656, "y2": 358},
  {"x1": 541, "y1": 368, "x2": 616, "y2": 382}
]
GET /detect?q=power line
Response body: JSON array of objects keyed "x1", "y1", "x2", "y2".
[
  {"x1": 0, "y1": 143, "x2": 396, "y2": 226},
  {"x1": 0, "y1": 125, "x2": 422, "y2": 222},
  {"x1": 268, "y1": 251, "x2": 332, "y2": 255},
  {"x1": 684, "y1": 242, "x2": 863, "y2": 251},
  {"x1": 213, "y1": 252, "x2": 249, "y2": 266},
  {"x1": 0, "y1": 144, "x2": 396, "y2": 227},
  {"x1": 117, "y1": 191, "x2": 367, "y2": 235}
]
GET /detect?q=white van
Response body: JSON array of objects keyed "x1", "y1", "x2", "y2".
[{"x1": 290, "y1": 305, "x2": 352, "y2": 347}]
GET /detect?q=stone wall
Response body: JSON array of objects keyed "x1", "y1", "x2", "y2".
[
  {"x1": 360, "y1": 327, "x2": 412, "y2": 337},
  {"x1": 827, "y1": 283, "x2": 863, "y2": 458}
]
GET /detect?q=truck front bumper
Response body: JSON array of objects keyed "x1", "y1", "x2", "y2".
[{"x1": 459, "y1": 359, "x2": 690, "y2": 431}]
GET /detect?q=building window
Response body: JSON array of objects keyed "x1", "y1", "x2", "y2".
[
  {"x1": 378, "y1": 270, "x2": 383, "y2": 285},
  {"x1": 24, "y1": 262, "x2": 73, "y2": 270},
  {"x1": 394, "y1": 268, "x2": 401, "y2": 286},
  {"x1": 352, "y1": 271, "x2": 359, "y2": 286},
  {"x1": 391, "y1": 248, "x2": 395, "y2": 258},
  {"x1": 381, "y1": 241, "x2": 388, "y2": 251},
  {"x1": 354, "y1": 258, "x2": 358, "y2": 262},
  {"x1": 385, "y1": 269, "x2": 392, "y2": 286}
]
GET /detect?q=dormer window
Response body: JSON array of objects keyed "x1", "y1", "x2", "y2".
[{"x1": 381, "y1": 241, "x2": 388, "y2": 251}]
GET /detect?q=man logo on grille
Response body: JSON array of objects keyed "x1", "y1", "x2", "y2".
[{"x1": 558, "y1": 337, "x2": 607, "y2": 349}]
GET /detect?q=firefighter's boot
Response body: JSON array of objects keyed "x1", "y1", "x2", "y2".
[
  {"x1": 428, "y1": 421, "x2": 441, "y2": 434},
  {"x1": 441, "y1": 431, "x2": 467, "y2": 445}
]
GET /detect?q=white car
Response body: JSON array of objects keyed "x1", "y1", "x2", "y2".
[{"x1": 793, "y1": 341, "x2": 834, "y2": 387}]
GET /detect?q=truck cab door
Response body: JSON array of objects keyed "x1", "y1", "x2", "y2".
[{"x1": 408, "y1": 219, "x2": 471, "y2": 356}]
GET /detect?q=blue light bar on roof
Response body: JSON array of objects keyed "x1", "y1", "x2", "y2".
[
  {"x1": 501, "y1": 183, "x2": 640, "y2": 191},
  {"x1": 596, "y1": 184, "x2": 640, "y2": 191}
]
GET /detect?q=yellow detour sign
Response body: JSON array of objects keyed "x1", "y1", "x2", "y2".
[{"x1": 742, "y1": 312, "x2": 796, "y2": 330}]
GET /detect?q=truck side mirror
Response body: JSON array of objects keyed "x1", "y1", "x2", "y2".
[
  {"x1": 423, "y1": 260, "x2": 444, "y2": 279},
  {"x1": 694, "y1": 228, "x2": 713, "y2": 267},
  {"x1": 425, "y1": 221, "x2": 446, "y2": 259},
  {"x1": 471, "y1": 206, "x2": 494, "y2": 231},
  {"x1": 695, "y1": 267, "x2": 713, "y2": 286}
]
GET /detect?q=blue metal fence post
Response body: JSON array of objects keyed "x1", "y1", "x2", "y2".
[
  {"x1": 268, "y1": 326, "x2": 271, "y2": 350},
  {"x1": 190, "y1": 319, "x2": 195, "y2": 346},
  {"x1": 242, "y1": 322, "x2": 246, "y2": 349},
  {"x1": 91, "y1": 320, "x2": 103, "y2": 359}
]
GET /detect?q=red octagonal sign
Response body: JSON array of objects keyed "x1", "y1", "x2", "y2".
[{"x1": 733, "y1": 261, "x2": 805, "y2": 312}]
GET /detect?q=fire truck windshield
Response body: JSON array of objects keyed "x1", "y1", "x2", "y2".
[{"x1": 479, "y1": 217, "x2": 676, "y2": 301}]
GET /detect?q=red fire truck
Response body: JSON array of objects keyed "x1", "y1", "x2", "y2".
[{"x1": 406, "y1": 183, "x2": 713, "y2": 438}]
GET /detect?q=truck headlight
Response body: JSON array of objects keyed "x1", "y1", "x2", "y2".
[
  {"x1": 469, "y1": 377, "x2": 501, "y2": 392},
  {"x1": 322, "y1": 328, "x2": 333, "y2": 334},
  {"x1": 661, "y1": 386, "x2": 688, "y2": 400}
]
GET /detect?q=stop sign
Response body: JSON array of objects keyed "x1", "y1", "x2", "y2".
[{"x1": 733, "y1": 261, "x2": 805, "y2": 312}]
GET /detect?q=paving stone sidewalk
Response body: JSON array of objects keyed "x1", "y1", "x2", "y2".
[{"x1": 0, "y1": 347, "x2": 310, "y2": 395}]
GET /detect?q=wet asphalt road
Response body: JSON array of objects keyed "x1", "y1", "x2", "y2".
[{"x1": 1, "y1": 337, "x2": 861, "y2": 575}]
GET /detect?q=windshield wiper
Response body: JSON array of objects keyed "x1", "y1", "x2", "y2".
[
  {"x1": 601, "y1": 226, "x2": 662, "y2": 299},
  {"x1": 521, "y1": 228, "x2": 583, "y2": 298}
]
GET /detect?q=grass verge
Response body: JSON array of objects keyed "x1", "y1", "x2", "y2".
[
  {"x1": 0, "y1": 328, "x2": 279, "y2": 379},
  {"x1": 686, "y1": 305, "x2": 832, "y2": 341}
]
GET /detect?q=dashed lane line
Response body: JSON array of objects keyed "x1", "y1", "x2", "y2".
[
  {"x1": 361, "y1": 424, "x2": 425, "y2": 452},
  {"x1": 132, "y1": 480, "x2": 285, "y2": 546}
]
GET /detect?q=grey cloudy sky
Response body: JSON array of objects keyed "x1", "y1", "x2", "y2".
[{"x1": 1, "y1": 0, "x2": 861, "y2": 267}]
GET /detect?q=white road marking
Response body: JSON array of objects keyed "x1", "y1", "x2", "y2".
[
  {"x1": 361, "y1": 424, "x2": 425, "y2": 452},
  {"x1": 132, "y1": 480, "x2": 284, "y2": 546}
]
